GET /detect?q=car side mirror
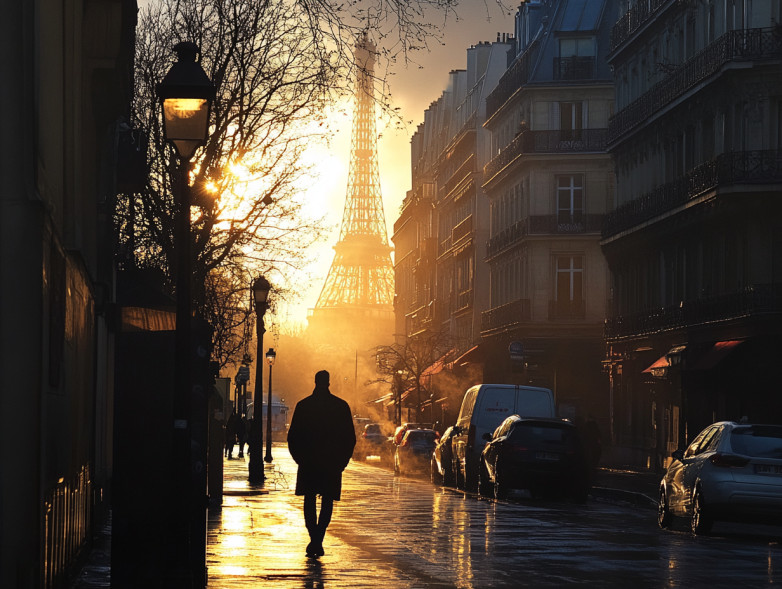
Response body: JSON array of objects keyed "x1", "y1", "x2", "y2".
[
  {"x1": 482, "y1": 432, "x2": 492, "y2": 442},
  {"x1": 671, "y1": 449, "x2": 684, "y2": 461}
]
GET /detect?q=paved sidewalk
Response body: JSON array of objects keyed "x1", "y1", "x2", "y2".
[{"x1": 72, "y1": 448, "x2": 662, "y2": 587}]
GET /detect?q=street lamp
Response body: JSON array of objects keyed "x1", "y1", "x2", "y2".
[
  {"x1": 157, "y1": 40, "x2": 214, "y2": 586},
  {"x1": 158, "y1": 42, "x2": 215, "y2": 160},
  {"x1": 248, "y1": 276, "x2": 271, "y2": 484},
  {"x1": 265, "y1": 347, "x2": 277, "y2": 463}
]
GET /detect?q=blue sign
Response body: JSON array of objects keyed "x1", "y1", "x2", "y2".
[{"x1": 508, "y1": 341, "x2": 524, "y2": 361}]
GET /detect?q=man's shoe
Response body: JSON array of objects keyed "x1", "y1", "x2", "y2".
[{"x1": 305, "y1": 541, "x2": 319, "y2": 558}]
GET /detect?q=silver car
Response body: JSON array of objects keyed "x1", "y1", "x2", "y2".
[{"x1": 658, "y1": 421, "x2": 782, "y2": 534}]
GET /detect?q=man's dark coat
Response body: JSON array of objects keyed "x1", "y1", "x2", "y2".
[{"x1": 287, "y1": 385, "x2": 356, "y2": 500}]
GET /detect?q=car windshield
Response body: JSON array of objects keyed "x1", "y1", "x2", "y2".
[
  {"x1": 510, "y1": 423, "x2": 577, "y2": 447},
  {"x1": 406, "y1": 431, "x2": 436, "y2": 445},
  {"x1": 366, "y1": 424, "x2": 381, "y2": 434},
  {"x1": 730, "y1": 426, "x2": 782, "y2": 458}
]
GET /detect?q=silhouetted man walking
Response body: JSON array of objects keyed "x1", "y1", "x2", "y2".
[{"x1": 287, "y1": 370, "x2": 355, "y2": 557}]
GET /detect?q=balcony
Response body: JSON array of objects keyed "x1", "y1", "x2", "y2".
[
  {"x1": 481, "y1": 298, "x2": 531, "y2": 333},
  {"x1": 604, "y1": 284, "x2": 782, "y2": 340},
  {"x1": 487, "y1": 214, "x2": 604, "y2": 259},
  {"x1": 452, "y1": 215, "x2": 474, "y2": 244},
  {"x1": 610, "y1": 0, "x2": 673, "y2": 52},
  {"x1": 602, "y1": 150, "x2": 782, "y2": 238},
  {"x1": 455, "y1": 289, "x2": 473, "y2": 313},
  {"x1": 484, "y1": 129, "x2": 608, "y2": 181},
  {"x1": 553, "y1": 56, "x2": 596, "y2": 80},
  {"x1": 609, "y1": 28, "x2": 782, "y2": 144},
  {"x1": 486, "y1": 40, "x2": 540, "y2": 120},
  {"x1": 548, "y1": 299, "x2": 586, "y2": 321}
]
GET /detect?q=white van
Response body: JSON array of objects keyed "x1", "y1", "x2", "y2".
[{"x1": 451, "y1": 384, "x2": 555, "y2": 490}]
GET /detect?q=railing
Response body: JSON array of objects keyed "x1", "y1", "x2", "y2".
[
  {"x1": 604, "y1": 284, "x2": 782, "y2": 340},
  {"x1": 553, "y1": 56, "x2": 596, "y2": 80},
  {"x1": 609, "y1": 28, "x2": 782, "y2": 143},
  {"x1": 610, "y1": 0, "x2": 673, "y2": 51},
  {"x1": 456, "y1": 289, "x2": 473, "y2": 312},
  {"x1": 603, "y1": 150, "x2": 782, "y2": 238},
  {"x1": 548, "y1": 299, "x2": 586, "y2": 321},
  {"x1": 487, "y1": 214, "x2": 604, "y2": 258},
  {"x1": 442, "y1": 156, "x2": 476, "y2": 200},
  {"x1": 452, "y1": 215, "x2": 474, "y2": 244},
  {"x1": 481, "y1": 298, "x2": 531, "y2": 332},
  {"x1": 484, "y1": 129, "x2": 608, "y2": 181},
  {"x1": 486, "y1": 40, "x2": 540, "y2": 119},
  {"x1": 439, "y1": 235, "x2": 452, "y2": 257}
]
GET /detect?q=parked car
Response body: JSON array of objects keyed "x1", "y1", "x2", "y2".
[
  {"x1": 355, "y1": 423, "x2": 389, "y2": 460},
  {"x1": 477, "y1": 415, "x2": 590, "y2": 502},
  {"x1": 395, "y1": 429, "x2": 439, "y2": 476},
  {"x1": 451, "y1": 384, "x2": 556, "y2": 491},
  {"x1": 658, "y1": 421, "x2": 782, "y2": 534},
  {"x1": 393, "y1": 422, "x2": 431, "y2": 445},
  {"x1": 431, "y1": 425, "x2": 457, "y2": 486}
]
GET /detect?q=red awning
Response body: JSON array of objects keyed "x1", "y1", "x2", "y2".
[
  {"x1": 692, "y1": 340, "x2": 743, "y2": 370},
  {"x1": 642, "y1": 354, "x2": 669, "y2": 374},
  {"x1": 450, "y1": 344, "x2": 483, "y2": 368}
]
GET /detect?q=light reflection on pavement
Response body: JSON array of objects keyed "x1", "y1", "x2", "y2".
[{"x1": 207, "y1": 444, "x2": 782, "y2": 588}]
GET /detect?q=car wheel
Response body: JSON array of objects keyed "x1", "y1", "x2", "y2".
[
  {"x1": 478, "y1": 461, "x2": 493, "y2": 498},
  {"x1": 691, "y1": 487, "x2": 713, "y2": 535},
  {"x1": 658, "y1": 487, "x2": 672, "y2": 529},
  {"x1": 493, "y1": 460, "x2": 508, "y2": 501},
  {"x1": 431, "y1": 458, "x2": 443, "y2": 485}
]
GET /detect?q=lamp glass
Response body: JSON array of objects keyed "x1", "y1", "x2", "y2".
[
  {"x1": 253, "y1": 280, "x2": 270, "y2": 306},
  {"x1": 163, "y1": 97, "x2": 209, "y2": 159},
  {"x1": 265, "y1": 349, "x2": 276, "y2": 366}
]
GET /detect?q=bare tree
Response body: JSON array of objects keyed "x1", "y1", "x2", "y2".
[
  {"x1": 373, "y1": 330, "x2": 457, "y2": 422},
  {"x1": 116, "y1": 0, "x2": 484, "y2": 364}
]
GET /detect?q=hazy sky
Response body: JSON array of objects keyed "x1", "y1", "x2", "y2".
[
  {"x1": 139, "y1": 0, "x2": 517, "y2": 330},
  {"x1": 281, "y1": 3, "x2": 517, "y2": 330}
]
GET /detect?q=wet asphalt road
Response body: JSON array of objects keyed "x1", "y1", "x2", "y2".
[{"x1": 207, "y1": 445, "x2": 782, "y2": 588}]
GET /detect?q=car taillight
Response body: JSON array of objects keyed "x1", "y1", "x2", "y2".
[
  {"x1": 710, "y1": 453, "x2": 750, "y2": 467},
  {"x1": 362, "y1": 432, "x2": 368, "y2": 438},
  {"x1": 507, "y1": 444, "x2": 528, "y2": 453},
  {"x1": 400, "y1": 439, "x2": 408, "y2": 447}
]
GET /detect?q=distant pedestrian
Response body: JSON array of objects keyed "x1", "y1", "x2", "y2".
[
  {"x1": 225, "y1": 412, "x2": 238, "y2": 458},
  {"x1": 236, "y1": 416, "x2": 247, "y2": 458},
  {"x1": 287, "y1": 370, "x2": 356, "y2": 557}
]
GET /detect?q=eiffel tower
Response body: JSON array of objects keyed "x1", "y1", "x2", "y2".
[{"x1": 307, "y1": 34, "x2": 395, "y2": 349}]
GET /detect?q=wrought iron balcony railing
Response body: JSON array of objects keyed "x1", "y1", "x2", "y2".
[
  {"x1": 602, "y1": 150, "x2": 782, "y2": 238},
  {"x1": 487, "y1": 214, "x2": 604, "y2": 258},
  {"x1": 604, "y1": 284, "x2": 782, "y2": 340},
  {"x1": 484, "y1": 129, "x2": 608, "y2": 181},
  {"x1": 486, "y1": 40, "x2": 540, "y2": 120},
  {"x1": 553, "y1": 56, "x2": 596, "y2": 80},
  {"x1": 456, "y1": 289, "x2": 473, "y2": 313},
  {"x1": 609, "y1": 28, "x2": 782, "y2": 143},
  {"x1": 610, "y1": 0, "x2": 673, "y2": 52},
  {"x1": 481, "y1": 298, "x2": 531, "y2": 333}
]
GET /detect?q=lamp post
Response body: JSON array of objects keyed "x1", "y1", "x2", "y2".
[
  {"x1": 157, "y1": 41, "x2": 214, "y2": 585},
  {"x1": 265, "y1": 348, "x2": 277, "y2": 462},
  {"x1": 248, "y1": 277, "x2": 271, "y2": 484}
]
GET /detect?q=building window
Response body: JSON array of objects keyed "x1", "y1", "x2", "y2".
[
  {"x1": 556, "y1": 175, "x2": 584, "y2": 225},
  {"x1": 556, "y1": 255, "x2": 583, "y2": 302},
  {"x1": 559, "y1": 101, "x2": 583, "y2": 139},
  {"x1": 553, "y1": 255, "x2": 584, "y2": 320}
]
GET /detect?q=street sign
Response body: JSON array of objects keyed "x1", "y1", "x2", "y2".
[{"x1": 508, "y1": 341, "x2": 524, "y2": 361}]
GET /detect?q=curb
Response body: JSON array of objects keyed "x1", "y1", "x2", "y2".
[{"x1": 591, "y1": 486, "x2": 658, "y2": 510}]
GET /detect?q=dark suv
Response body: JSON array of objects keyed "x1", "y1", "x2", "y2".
[{"x1": 478, "y1": 415, "x2": 590, "y2": 502}]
